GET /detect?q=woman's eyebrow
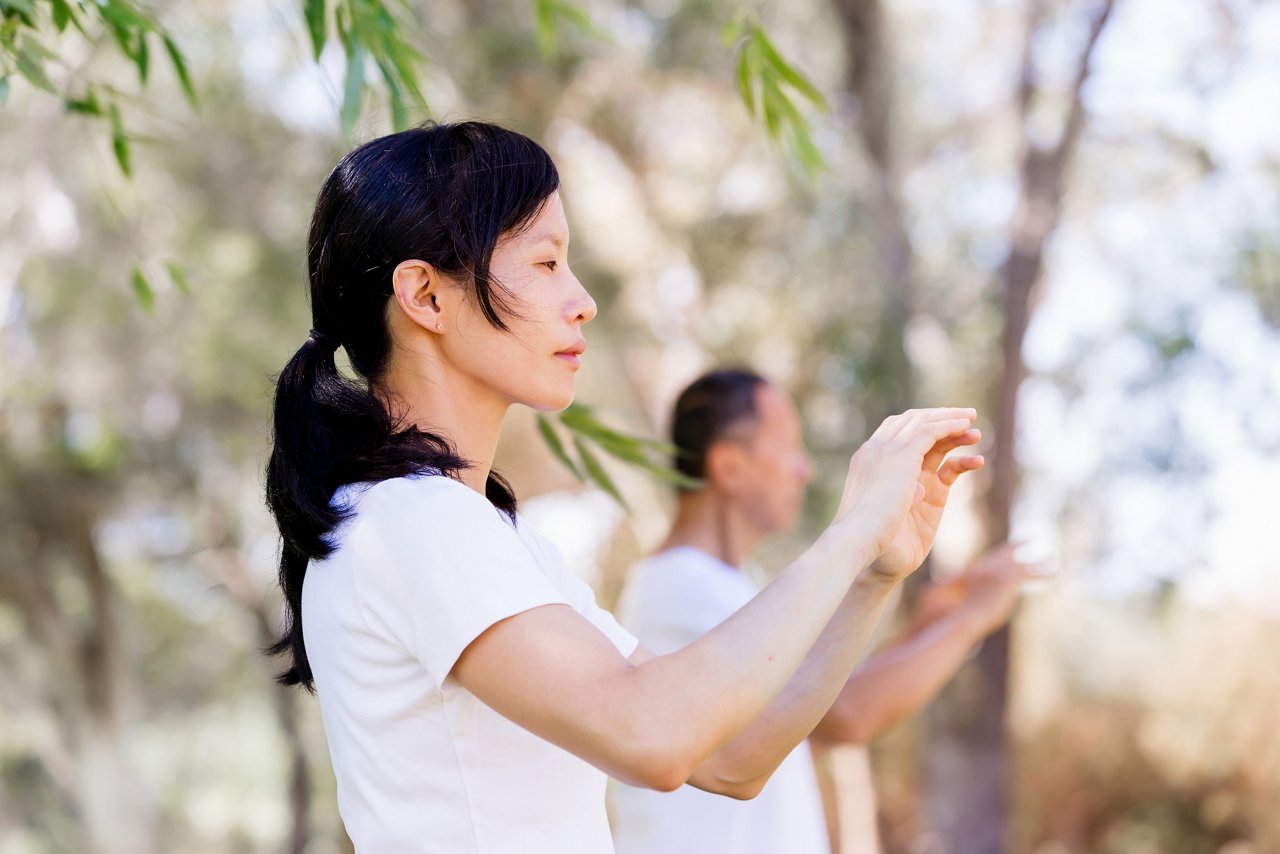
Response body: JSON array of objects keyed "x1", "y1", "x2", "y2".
[{"x1": 526, "y1": 231, "x2": 568, "y2": 248}]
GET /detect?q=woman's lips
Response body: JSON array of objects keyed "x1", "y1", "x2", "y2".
[{"x1": 555, "y1": 352, "x2": 581, "y2": 368}]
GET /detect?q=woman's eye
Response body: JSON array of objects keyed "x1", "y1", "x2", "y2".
[{"x1": 541, "y1": 260, "x2": 558, "y2": 271}]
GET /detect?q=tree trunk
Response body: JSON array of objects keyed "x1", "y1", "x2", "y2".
[
  {"x1": 830, "y1": 0, "x2": 917, "y2": 425},
  {"x1": 0, "y1": 463, "x2": 157, "y2": 853},
  {"x1": 924, "y1": 3, "x2": 1114, "y2": 852}
]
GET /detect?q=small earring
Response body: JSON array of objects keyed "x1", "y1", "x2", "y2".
[{"x1": 435, "y1": 322, "x2": 443, "y2": 331}]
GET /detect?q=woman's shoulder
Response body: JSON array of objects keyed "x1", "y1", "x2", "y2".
[{"x1": 340, "y1": 472, "x2": 506, "y2": 530}]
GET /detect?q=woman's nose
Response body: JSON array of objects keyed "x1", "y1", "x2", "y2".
[{"x1": 569, "y1": 273, "x2": 597, "y2": 324}]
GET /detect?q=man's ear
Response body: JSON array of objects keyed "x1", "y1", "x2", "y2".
[
  {"x1": 390, "y1": 259, "x2": 449, "y2": 332},
  {"x1": 704, "y1": 440, "x2": 748, "y2": 493}
]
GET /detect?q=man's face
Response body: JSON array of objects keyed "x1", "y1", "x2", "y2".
[{"x1": 730, "y1": 384, "x2": 814, "y2": 536}]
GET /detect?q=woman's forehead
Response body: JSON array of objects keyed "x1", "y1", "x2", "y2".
[{"x1": 521, "y1": 192, "x2": 569, "y2": 245}]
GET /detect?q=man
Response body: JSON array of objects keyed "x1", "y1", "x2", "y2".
[{"x1": 608, "y1": 369, "x2": 1031, "y2": 854}]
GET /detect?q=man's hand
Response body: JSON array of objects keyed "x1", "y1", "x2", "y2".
[
  {"x1": 953, "y1": 543, "x2": 1038, "y2": 636},
  {"x1": 907, "y1": 543, "x2": 1039, "y2": 637}
]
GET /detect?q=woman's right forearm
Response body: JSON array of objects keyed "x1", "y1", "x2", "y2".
[{"x1": 624, "y1": 521, "x2": 883, "y2": 775}]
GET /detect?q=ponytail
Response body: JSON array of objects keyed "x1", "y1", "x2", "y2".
[
  {"x1": 265, "y1": 123, "x2": 555, "y2": 689},
  {"x1": 265, "y1": 328, "x2": 505, "y2": 689}
]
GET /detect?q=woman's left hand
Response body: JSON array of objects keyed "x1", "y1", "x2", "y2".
[{"x1": 866, "y1": 427, "x2": 984, "y2": 581}]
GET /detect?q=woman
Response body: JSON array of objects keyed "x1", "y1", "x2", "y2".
[{"x1": 266, "y1": 121, "x2": 983, "y2": 853}]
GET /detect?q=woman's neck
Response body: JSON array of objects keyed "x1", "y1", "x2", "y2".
[{"x1": 379, "y1": 348, "x2": 510, "y2": 495}]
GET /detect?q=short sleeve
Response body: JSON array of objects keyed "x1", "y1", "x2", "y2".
[
  {"x1": 347, "y1": 476, "x2": 569, "y2": 685},
  {"x1": 519, "y1": 524, "x2": 639, "y2": 659}
]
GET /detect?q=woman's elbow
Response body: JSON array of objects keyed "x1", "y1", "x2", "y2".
[
  {"x1": 719, "y1": 776, "x2": 766, "y2": 800},
  {"x1": 626, "y1": 752, "x2": 694, "y2": 793},
  {"x1": 611, "y1": 733, "x2": 697, "y2": 792}
]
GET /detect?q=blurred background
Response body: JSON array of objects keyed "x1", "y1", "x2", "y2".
[{"x1": 2, "y1": 0, "x2": 1278, "y2": 851}]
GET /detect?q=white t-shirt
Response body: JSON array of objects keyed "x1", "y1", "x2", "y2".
[
  {"x1": 608, "y1": 547, "x2": 832, "y2": 854},
  {"x1": 301, "y1": 474, "x2": 639, "y2": 853}
]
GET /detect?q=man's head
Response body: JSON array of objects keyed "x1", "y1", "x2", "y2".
[{"x1": 671, "y1": 370, "x2": 814, "y2": 536}]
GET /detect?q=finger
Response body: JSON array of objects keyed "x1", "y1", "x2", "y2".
[
  {"x1": 879, "y1": 408, "x2": 919, "y2": 442},
  {"x1": 867, "y1": 411, "x2": 909, "y2": 444},
  {"x1": 882, "y1": 407, "x2": 975, "y2": 442},
  {"x1": 970, "y1": 542, "x2": 1043, "y2": 576},
  {"x1": 938, "y1": 455, "x2": 984, "y2": 486},
  {"x1": 923, "y1": 428, "x2": 982, "y2": 472},
  {"x1": 909, "y1": 406, "x2": 979, "y2": 421},
  {"x1": 903, "y1": 418, "x2": 977, "y2": 456},
  {"x1": 1018, "y1": 560, "x2": 1054, "y2": 579}
]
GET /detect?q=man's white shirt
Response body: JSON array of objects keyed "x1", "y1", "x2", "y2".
[{"x1": 608, "y1": 546, "x2": 832, "y2": 854}]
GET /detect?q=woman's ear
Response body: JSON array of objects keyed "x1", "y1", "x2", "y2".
[{"x1": 390, "y1": 259, "x2": 449, "y2": 332}]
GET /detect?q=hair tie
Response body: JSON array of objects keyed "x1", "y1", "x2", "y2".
[{"x1": 308, "y1": 328, "x2": 338, "y2": 350}]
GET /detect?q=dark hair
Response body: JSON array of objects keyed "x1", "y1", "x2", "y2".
[
  {"x1": 670, "y1": 369, "x2": 769, "y2": 490},
  {"x1": 265, "y1": 122, "x2": 560, "y2": 690}
]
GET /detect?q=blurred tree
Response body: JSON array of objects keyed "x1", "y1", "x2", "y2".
[
  {"x1": 927, "y1": 5, "x2": 1115, "y2": 852},
  {"x1": 4, "y1": 1, "x2": 1278, "y2": 853}
]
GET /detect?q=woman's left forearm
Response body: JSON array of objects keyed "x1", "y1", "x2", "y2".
[{"x1": 686, "y1": 570, "x2": 899, "y2": 796}]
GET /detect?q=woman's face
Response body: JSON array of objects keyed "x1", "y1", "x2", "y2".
[{"x1": 440, "y1": 191, "x2": 597, "y2": 412}]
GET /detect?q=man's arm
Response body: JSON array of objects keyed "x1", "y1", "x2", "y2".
[{"x1": 810, "y1": 543, "x2": 1031, "y2": 744}]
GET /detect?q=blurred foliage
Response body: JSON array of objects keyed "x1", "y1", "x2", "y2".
[
  {"x1": 725, "y1": 17, "x2": 828, "y2": 178},
  {"x1": 0, "y1": 0, "x2": 196, "y2": 175},
  {"x1": 2, "y1": 0, "x2": 1280, "y2": 852},
  {"x1": 308, "y1": 0, "x2": 428, "y2": 135},
  {"x1": 0, "y1": 0, "x2": 816, "y2": 502},
  {"x1": 539, "y1": 403, "x2": 700, "y2": 507}
]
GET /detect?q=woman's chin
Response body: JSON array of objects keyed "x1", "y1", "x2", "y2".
[{"x1": 523, "y1": 385, "x2": 576, "y2": 413}]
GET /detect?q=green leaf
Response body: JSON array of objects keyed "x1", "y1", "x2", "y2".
[
  {"x1": 556, "y1": 406, "x2": 634, "y2": 444},
  {"x1": 721, "y1": 17, "x2": 745, "y2": 47},
  {"x1": 109, "y1": 102, "x2": 131, "y2": 176},
  {"x1": 382, "y1": 41, "x2": 427, "y2": 110},
  {"x1": 164, "y1": 261, "x2": 190, "y2": 296},
  {"x1": 553, "y1": 0, "x2": 603, "y2": 40},
  {"x1": 382, "y1": 64, "x2": 408, "y2": 131},
  {"x1": 135, "y1": 30, "x2": 149, "y2": 83},
  {"x1": 51, "y1": 0, "x2": 73, "y2": 32},
  {"x1": 99, "y1": 0, "x2": 153, "y2": 31},
  {"x1": 574, "y1": 437, "x2": 627, "y2": 508},
  {"x1": 589, "y1": 436, "x2": 701, "y2": 489},
  {"x1": 340, "y1": 43, "x2": 365, "y2": 137},
  {"x1": 20, "y1": 32, "x2": 58, "y2": 60},
  {"x1": 162, "y1": 36, "x2": 196, "y2": 104},
  {"x1": 790, "y1": 124, "x2": 825, "y2": 179},
  {"x1": 735, "y1": 40, "x2": 755, "y2": 116},
  {"x1": 131, "y1": 267, "x2": 154, "y2": 313},
  {"x1": 752, "y1": 27, "x2": 826, "y2": 109},
  {"x1": 537, "y1": 415, "x2": 584, "y2": 481},
  {"x1": 0, "y1": 0, "x2": 36, "y2": 16},
  {"x1": 65, "y1": 89, "x2": 102, "y2": 115},
  {"x1": 760, "y1": 73, "x2": 784, "y2": 137},
  {"x1": 304, "y1": 0, "x2": 326, "y2": 60},
  {"x1": 533, "y1": 0, "x2": 557, "y2": 58},
  {"x1": 15, "y1": 38, "x2": 57, "y2": 94},
  {"x1": 762, "y1": 73, "x2": 802, "y2": 128}
]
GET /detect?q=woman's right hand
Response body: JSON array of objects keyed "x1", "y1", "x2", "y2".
[{"x1": 830, "y1": 408, "x2": 982, "y2": 582}]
